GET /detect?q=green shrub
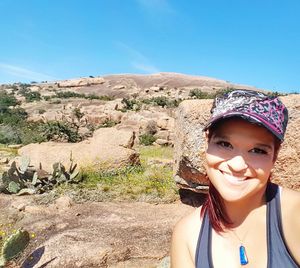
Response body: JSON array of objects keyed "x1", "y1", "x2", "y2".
[
  {"x1": 86, "y1": 94, "x2": 113, "y2": 101},
  {"x1": 41, "y1": 121, "x2": 81, "y2": 143},
  {"x1": 139, "y1": 133, "x2": 156, "y2": 146},
  {"x1": 98, "y1": 119, "x2": 118, "y2": 128},
  {"x1": 142, "y1": 96, "x2": 181, "y2": 108},
  {"x1": 24, "y1": 91, "x2": 41, "y2": 102},
  {"x1": 214, "y1": 87, "x2": 236, "y2": 96},
  {"x1": 0, "y1": 91, "x2": 19, "y2": 113},
  {"x1": 150, "y1": 96, "x2": 169, "y2": 107},
  {"x1": 266, "y1": 91, "x2": 286, "y2": 97},
  {"x1": 18, "y1": 122, "x2": 46, "y2": 144},
  {"x1": 49, "y1": 91, "x2": 113, "y2": 101},
  {"x1": 50, "y1": 100, "x2": 62, "y2": 104},
  {"x1": 121, "y1": 98, "x2": 141, "y2": 111},
  {"x1": 0, "y1": 122, "x2": 45, "y2": 145},
  {"x1": 55, "y1": 91, "x2": 85, "y2": 99},
  {"x1": 189, "y1": 89, "x2": 215, "y2": 99},
  {"x1": 0, "y1": 108, "x2": 28, "y2": 125},
  {"x1": 72, "y1": 108, "x2": 84, "y2": 121},
  {"x1": 0, "y1": 125, "x2": 21, "y2": 144}
]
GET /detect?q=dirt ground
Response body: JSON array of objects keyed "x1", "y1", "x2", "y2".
[{"x1": 0, "y1": 194, "x2": 195, "y2": 268}]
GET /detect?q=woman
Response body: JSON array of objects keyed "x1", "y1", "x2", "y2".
[{"x1": 171, "y1": 89, "x2": 300, "y2": 267}]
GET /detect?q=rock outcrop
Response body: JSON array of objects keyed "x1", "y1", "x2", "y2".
[
  {"x1": 56, "y1": 77, "x2": 105, "y2": 87},
  {"x1": 18, "y1": 128, "x2": 139, "y2": 172},
  {"x1": 0, "y1": 195, "x2": 193, "y2": 268}
]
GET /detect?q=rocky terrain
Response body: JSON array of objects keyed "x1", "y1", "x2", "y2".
[
  {"x1": 0, "y1": 194, "x2": 194, "y2": 268},
  {"x1": 0, "y1": 73, "x2": 299, "y2": 267},
  {"x1": 1, "y1": 72, "x2": 262, "y2": 147}
]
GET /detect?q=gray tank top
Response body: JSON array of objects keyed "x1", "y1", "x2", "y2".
[{"x1": 195, "y1": 183, "x2": 299, "y2": 267}]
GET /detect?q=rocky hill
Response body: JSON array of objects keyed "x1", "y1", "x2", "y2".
[{"x1": 0, "y1": 72, "x2": 264, "y2": 144}]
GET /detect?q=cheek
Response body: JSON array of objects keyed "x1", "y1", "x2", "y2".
[
  {"x1": 205, "y1": 152, "x2": 223, "y2": 166},
  {"x1": 246, "y1": 156, "x2": 274, "y2": 173}
]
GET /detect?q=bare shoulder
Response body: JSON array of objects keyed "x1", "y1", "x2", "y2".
[
  {"x1": 170, "y1": 206, "x2": 203, "y2": 268},
  {"x1": 281, "y1": 186, "x2": 300, "y2": 211},
  {"x1": 281, "y1": 187, "x2": 300, "y2": 264},
  {"x1": 173, "y1": 206, "x2": 202, "y2": 231}
]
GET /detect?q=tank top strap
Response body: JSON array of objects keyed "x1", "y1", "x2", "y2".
[
  {"x1": 195, "y1": 210, "x2": 213, "y2": 268},
  {"x1": 266, "y1": 182, "x2": 299, "y2": 267}
]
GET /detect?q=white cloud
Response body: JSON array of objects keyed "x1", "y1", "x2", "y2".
[
  {"x1": 0, "y1": 63, "x2": 56, "y2": 82},
  {"x1": 115, "y1": 42, "x2": 160, "y2": 74}
]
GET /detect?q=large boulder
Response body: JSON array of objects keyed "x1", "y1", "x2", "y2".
[
  {"x1": 18, "y1": 128, "x2": 139, "y2": 172},
  {"x1": 173, "y1": 99, "x2": 212, "y2": 193},
  {"x1": 56, "y1": 77, "x2": 105, "y2": 87},
  {"x1": 174, "y1": 94, "x2": 300, "y2": 193},
  {"x1": 272, "y1": 94, "x2": 300, "y2": 189}
]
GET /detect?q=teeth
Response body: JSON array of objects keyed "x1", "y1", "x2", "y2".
[{"x1": 222, "y1": 172, "x2": 246, "y2": 185}]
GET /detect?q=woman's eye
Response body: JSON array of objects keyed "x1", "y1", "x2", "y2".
[
  {"x1": 216, "y1": 141, "x2": 232, "y2": 148},
  {"x1": 250, "y1": 148, "x2": 267, "y2": 154}
]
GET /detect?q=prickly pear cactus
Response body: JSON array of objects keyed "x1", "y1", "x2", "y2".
[
  {"x1": 1, "y1": 154, "x2": 81, "y2": 195},
  {"x1": 18, "y1": 155, "x2": 30, "y2": 174},
  {"x1": 7, "y1": 181, "x2": 21, "y2": 194},
  {"x1": 0, "y1": 229, "x2": 30, "y2": 267}
]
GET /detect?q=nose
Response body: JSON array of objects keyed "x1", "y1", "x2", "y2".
[{"x1": 227, "y1": 155, "x2": 248, "y2": 172}]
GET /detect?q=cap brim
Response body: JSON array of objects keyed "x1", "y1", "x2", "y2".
[{"x1": 203, "y1": 111, "x2": 283, "y2": 141}]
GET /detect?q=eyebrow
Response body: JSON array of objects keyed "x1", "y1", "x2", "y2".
[
  {"x1": 254, "y1": 143, "x2": 274, "y2": 151},
  {"x1": 211, "y1": 133, "x2": 229, "y2": 140}
]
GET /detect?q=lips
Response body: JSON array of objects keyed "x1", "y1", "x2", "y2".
[{"x1": 221, "y1": 172, "x2": 247, "y2": 185}]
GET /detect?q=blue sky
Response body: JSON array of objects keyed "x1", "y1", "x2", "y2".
[{"x1": 0, "y1": 0, "x2": 299, "y2": 93}]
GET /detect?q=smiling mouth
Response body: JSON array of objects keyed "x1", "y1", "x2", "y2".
[{"x1": 221, "y1": 172, "x2": 247, "y2": 185}]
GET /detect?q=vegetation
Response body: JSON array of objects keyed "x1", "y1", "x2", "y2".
[
  {"x1": 72, "y1": 107, "x2": 84, "y2": 121},
  {"x1": 120, "y1": 96, "x2": 181, "y2": 112},
  {"x1": 142, "y1": 96, "x2": 181, "y2": 108},
  {"x1": 0, "y1": 145, "x2": 177, "y2": 202},
  {"x1": 0, "y1": 91, "x2": 20, "y2": 111},
  {"x1": 98, "y1": 119, "x2": 118, "y2": 128},
  {"x1": 41, "y1": 121, "x2": 82, "y2": 143},
  {"x1": 0, "y1": 94, "x2": 85, "y2": 144},
  {"x1": 189, "y1": 87, "x2": 235, "y2": 99},
  {"x1": 24, "y1": 91, "x2": 41, "y2": 102},
  {"x1": 139, "y1": 133, "x2": 156, "y2": 146},
  {"x1": 121, "y1": 98, "x2": 141, "y2": 111},
  {"x1": 0, "y1": 91, "x2": 44, "y2": 144},
  {"x1": 0, "y1": 155, "x2": 80, "y2": 195},
  {"x1": 57, "y1": 145, "x2": 177, "y2": 203},
  {"x1": 266, "y1": 91, "x2": 286, "y2": 97},
  {"x1": 38, "y1": 109, "x2": 46, "y2": 114},
  {"x1": 52, "y1": 91, "x2": 113, "y2": 101},
  {"x1": 189, "y1": 89, "x2": 215, "y2": 99},
  {"x1": 0, "y1": 228, "x2": 30, "y2": 267}
]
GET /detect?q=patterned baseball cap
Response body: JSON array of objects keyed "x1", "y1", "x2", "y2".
[{"x1": 204, "y1": 89, "x2": 289, "y2": 141}]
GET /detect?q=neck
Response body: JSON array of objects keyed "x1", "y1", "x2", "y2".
[{"x1": 223, "y1": 185, "x2": 267, "y2": 228}]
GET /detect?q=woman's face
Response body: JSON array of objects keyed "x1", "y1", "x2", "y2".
[{"x1": 205, "y1": 118, "x2": 277, "y2": 203}]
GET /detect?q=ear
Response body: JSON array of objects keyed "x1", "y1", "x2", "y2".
[
  {"x1": 272, "y1": 145, "x2": 281, "y2": 163},
  {"x1": 204, "y1": 130, "x2": 209, "y2": 142},
  {"x1": 203, "y1": 130, "x2": 210, "y2": 152}
]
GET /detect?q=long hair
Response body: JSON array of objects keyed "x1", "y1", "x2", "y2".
[{"x1": 200, "y1": 181, "x2": 232, "y2": 233}]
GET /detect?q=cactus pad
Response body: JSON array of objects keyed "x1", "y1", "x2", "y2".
[{"x1": 1, "y1": 229, "x2": 30, "y2": 264}]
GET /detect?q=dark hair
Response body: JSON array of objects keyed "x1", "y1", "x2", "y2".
[{"x1": 200, "y1": 117, "x2": 281, "y2": 233}]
